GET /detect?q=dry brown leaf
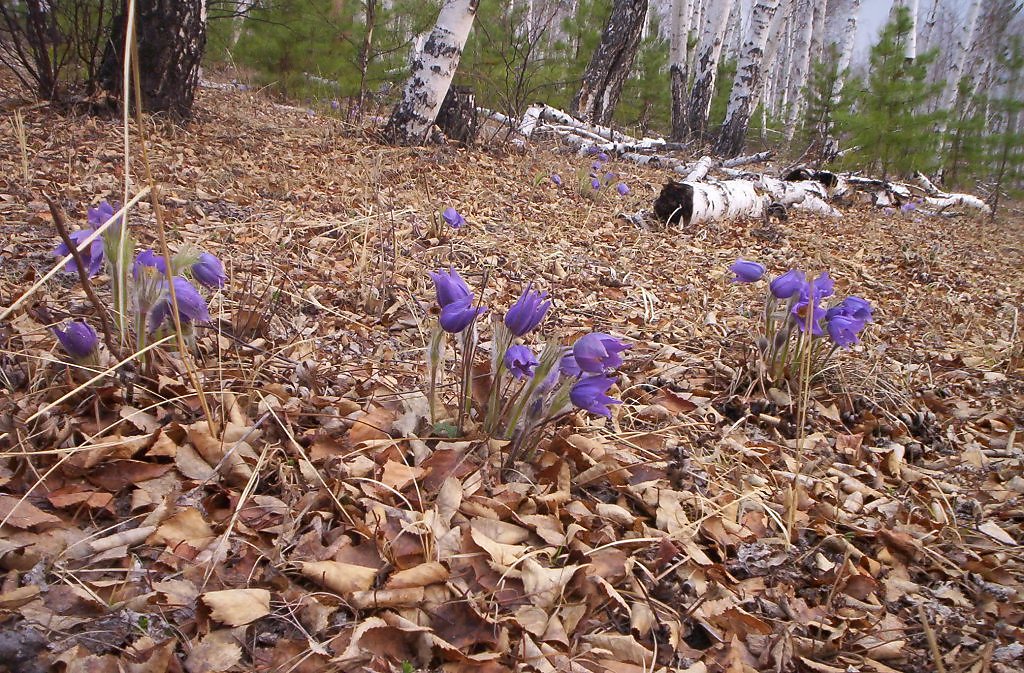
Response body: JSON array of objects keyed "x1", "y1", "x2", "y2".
[
  {"x1": 299, "y1": 560, "x2": 377, "y2": 595},
  {"x1": 184, "y1": 630, "x2": 242, "y2": 673},
  {"x1": 149, "y1": 507, "x2": 214, "y2": 548},
  {"x1": 0, "y1": 495, "x2": 61, "y2": 529},
  {"x1": 201, "y1": 588, "x2": 271, "y2": 626},
  {"x1": 385, "y1": 561, "x2": 449, "y2": 589},
  {"x1": 521, "y1": 558, "x2": 586, "y2": 610}
]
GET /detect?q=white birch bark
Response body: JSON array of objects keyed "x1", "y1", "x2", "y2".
[
  {"x1": 715, "y1": 0, "x2": 781, "y2": 157},
  {"x1": 760, "y1": 0, "x2": 792, "y2": 118},
  {"x1": 826, "y1": 0, "x2": 860, "y2": 99},
  {"x1": 669, "y1": 0, "x2": 694, "y2": 140},
  {"x1": 383, "y1": 0, "x2": 479, "y2": 145},
  {"x1": 684, "y1": 0, "x2": 735, "y2": 141},
  {"x1": 934, "y1": 0, "x2": 982, "y2": 137},
  {"x1": 783, "y1": 0, "x2": 817, "y2": 141},
  {"x1": 890, "y1": 0, "x2": 919, "y2": 60},
  {"x1": 807, "y1": 0, "x2": 827, "y2": 71}
]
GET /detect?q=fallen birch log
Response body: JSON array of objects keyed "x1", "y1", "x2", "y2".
[{"x1": 653, "y1": 180, "x2": 766, "y2": 226}]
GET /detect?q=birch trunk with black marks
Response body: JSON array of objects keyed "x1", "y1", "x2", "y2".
[
  {"x1": 715, "y1": 0, "x2": 780, "y2": 158},
  {"x1": 825, "y1": 0, "x2": 860, "y2": 97},
  {"x1": 890, "y1": 0, "x2": 919, "y2": 60},
  {"x1": 684, "y1": 0, "x2": 735, "y2": 143},
  {"x1": 100, "y1": 0, "x2": 209, "y2": 121},
  {"x1": 668, "y1": 0, "x2": 694, "y2": 141},
  {"x1": 783, "y1": 0, "x2": 816, "y2": 141},
  {"x1": 934, "y1": 0, "x2": 982, "y2": 137},
  {"x1": 382, "y1": 0, "x2": 479, "y2": 145},
  {"x1": 570, "y1": 0, "x2": 649, "y2": 126}
]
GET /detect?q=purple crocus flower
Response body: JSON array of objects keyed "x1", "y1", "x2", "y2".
[
  {"x1": 551, "y1": 174, "x2": 562, "y2": 186},
  {"x1": 439, "y1": 296, "x2": 486, "y2": 333},
  {"x1": 592, "y1": 161, "x2": 603, "y2": 172},
  {"x1": 833, "y1": 296, "x2": 873, "y2": 323},
  {"x1": 810, "y1": 272, "x2": 835, "y2": 300},
  {"x1": 330, "y1": 99, "x2": 341, "y2": 111},
  {"x1": 792, "y1": 295, "x2": 827, "y2": 335},
  {"x1": 54, "y1": 229, "x2": 105, "y2": 276},
  {"x1": 570, "y1": 375, "x2": 621, "y2": 418},
  {"x1": 87, "y1": 201, "x2": 118, "y2": 228},
  {"x1": 585, "y1": 146, "x2": 601, "y2": 156},
  {"x1": 590, "y1": 177, "x2": 601, "y2": 190},
  {"x1": 597, "y1": 152, "x2": 609, "y2": 162},
  {"x1": 729, "y1": 259, "x2": 766, "y2": 283},
  {"x1": 192, "y1": 252, "x2": 227, "y2": 289},
  {"x1": 429, "y1": 268, "x2": 473, "y2": 308},
  {"x1": 616, "y1": 183, "x2": 630, "y2": 196},
  {"x1": 149, "y1": 277, "x2": 210, "y2": 333},
  {"x1": 827, "y1": 314, "x2": 865, "y2": 348},
  {"x1": 770, "y1": 269, "x2": 806, "y2": 299},
  {"x1": 504, "y1": 284, "x2": 551, "y2": 336},
  {"x1": 53, "y1": 321, "x2": 98, "y2": 360},
  {"x1": 572, "y1": 333, "x2": 631, "y2": 374},
  {"x1": 442, "y1": 207, "x2": 466, "y2": 229},
  {"x1": 132, "y1": 249, "x2": 169, "y2": 278},
  {"x1": 560, "y1": 350, "x2": 583, "y2": 378},
  {"x1": 504, "y1": 345, "x2": 539, "y2": 380}
]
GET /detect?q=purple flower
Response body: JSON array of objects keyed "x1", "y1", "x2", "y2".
[
  {"x1": 770, "y1": 269, "x2": 806, "y2": 299},
  {"x1": 597, "y1": 152, "x2": 609, "y2": 162},
  {"x1": 87, "y1": 201, "x2": 120, "y2": 230},
  {"x1": 560, "y1": 350, "x2": 583, "y2": 378},
  {"x1": 729, "y1": 259, "x2": 766, "y2": 283},
  {"x1": 192, "y1": 252, "x2": 227, "y2": 289},
  {"x1": 810, "y1": 272, "x2": 835, "y2": 300},
  {"x1": 792, "y1": 296, "x2": 827, "y2": 335},
  {"x1": 504, "y1": 345, "x2": 539, "y2": 380},
  {"x1": 442, "y1": 207, "x2": 466, "y2": 229},
  {"x1": 831, "y1": 296, "x2": 873, "y2": 323},
  {"x1": 592, "y1": 161, "x2": 603, "y2": 172},
  {"x1": 551, "y1": 174, "x2": 562, "y2": 186},
  {"x1": 504, "y1": 284, "x2": 551, "y2": 336},
  {"x1": 132, "y1": 249, "x2": 169, "y2": 278},
  {"x1": 54, "y1": 228, "x2": 105, "y2": 276},
  {"x1": 429, "y1": 268, "x2": 473, "y2": 308},
  {"x1": 330, "y1": 99, "x2": 341, "y2": 111},
  {"x1": 827, "y1": 314, "x2": 865, "y2": 348},
  {"x1": 572, "y1": 333, "x2": 631, "y2": 374},
  {"x1": 604, "y1": 172, "x2": 616, "y2": 184},
  {"x1": 616, "y1": 183, "x2": 630, "y2": 196},
  {"x1": 149, "y1": 277, "x2": 210, "y2": 333},
  {"x1": 570, "y1": 375, "x2": 621, "y2": 418},
  {"x1": 590, "y1": 177, "x2": 601, "y2": 190},
  {"x1": 439, "y1": 296, "x2": 486, "y2": 333},
  {"x1": 53, "y1": 321, "x2": 98, "y2": 360},
  {"x1": 900, "y1": 201, "x2": 916, "y2": 213},
  {"x1": 585, "y1": 146, "x2": 601, "y2": 156}
]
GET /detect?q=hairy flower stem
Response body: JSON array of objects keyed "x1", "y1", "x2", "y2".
[
  {"x1": 483, "y1": 325, "x2": 513, "y2": 434},
  {"x1": 502, "y1": 342, "x2": 560, "y2": 441},
  {"x1": 426, "y1": 323, "x2": 445, "y2": 425},
  {"x1": 457, "y1": 324, "x2": 478, "y2": 434}
]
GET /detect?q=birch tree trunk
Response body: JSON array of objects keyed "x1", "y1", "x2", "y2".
[
  {"x1": 382, "y1": 0, "x2": 479, "y2": 145},
  {"x1": 99, "y1": 0, "x2": 209, "y2": 121},
  {"x1": 570, "y1": 0, "x2": 649, "y2": 125},
  {"x1": 714, "y1": 0, "x2": 780, "y2": 158},
  {"x1": 829, "y1": 0, "x2": 860, "y2": 97},
  {"x1": 760, "y1": 0, "x2": 792, "y2": 119},
  {"x1": 890, "y1": 0, "x2": 919, "y2": 60},
  {"x1": 934, "y1": 0, "x2": 982, "y2": 137},
  {"x1": 783, "y1": 0, "x2": 816, "y2": 141},
  {"x1": 684, "y1": 0, "x2": 735, "y2": 142},
  {"x1": 669, "y1": 0, "x2": 694, "y2": 140}
]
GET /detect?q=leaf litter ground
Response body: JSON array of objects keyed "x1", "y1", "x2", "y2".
[{"x1": 1, "y1": 77, "x2": 1023, "y2": 673}]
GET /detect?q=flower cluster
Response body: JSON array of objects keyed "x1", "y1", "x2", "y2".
[
  {"x1": 50, "y1": 200, "x2": 227, "y2": 365},
  {"x1": 426, "y1": 267, "x2": 630, "y2": 470},
  {"x1": 730, "y1": 258, "x2": 874, "y2": 383},
  {"x1": 583, "y1": 147, "x2": 630, "y2": 197}
]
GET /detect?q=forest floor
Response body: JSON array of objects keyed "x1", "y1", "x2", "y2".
[{"x1": 1, "y1": 74, "x2": 1023, "y2": 673}]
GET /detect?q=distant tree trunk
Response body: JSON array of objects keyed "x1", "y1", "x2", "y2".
[
  {"x1": 685, "y1": 0, "x2": 735, "y2": 143},
  {"x1": 100, "y1": 0, "x2": 209, "y2": 121},
  {"x1": 759, "y1": 0, "x2": 792, "y2": 121},
  {"x1": 382, "y1": 0, "x2": 479, "y2": 145},
  {"x1": 668, "y1": 0, "x2": 694, "y2": 141},
  {"x1": 890, "y1": 0, "x2": 919, "y2": 60},
  {"x1": 934, "y1": 0, "x2": 982, "y2": 138},
  {"x1": 826, "y1": 0, "x2": 860, "y2": 98},
  {"x1": 570, "y1": 0, "x2": 649, "y2": 125},
  {"x1": 783, "y1": 0, "x2": 816, "y2": 141},
  {"x1": 715, "y1": 0, "x2": 780, "y2": 157}
]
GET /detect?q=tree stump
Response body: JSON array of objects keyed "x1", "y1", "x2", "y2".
[{"x1": 435, "y1": 86, "x2": 479, "y2": 145}]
